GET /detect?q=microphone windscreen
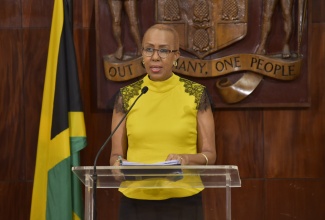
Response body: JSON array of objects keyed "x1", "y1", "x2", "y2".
[{"x1": 141, "y1": 86, "x2": 149, "y2": 94}]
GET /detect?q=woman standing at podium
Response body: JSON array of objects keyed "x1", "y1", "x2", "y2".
[{"x1": 110, "y1": 24, "x2": 216, "y2": 220}]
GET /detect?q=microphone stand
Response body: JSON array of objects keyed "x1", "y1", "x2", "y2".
[{"x1": 92, "y1": 86, "x2": 148, "y2": 220}]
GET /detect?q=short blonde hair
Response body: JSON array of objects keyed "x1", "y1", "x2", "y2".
[{"x1": 142, "y1": 24, "x2": 180, "y2": 49}]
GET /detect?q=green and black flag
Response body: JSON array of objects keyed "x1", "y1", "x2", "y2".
[{"x1": 30, "y1": 0, "x2": 87, "y2": 219}]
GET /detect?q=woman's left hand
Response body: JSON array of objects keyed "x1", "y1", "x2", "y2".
[{"x1": 166, "y1": 154, "x2": 186, "y2": 165}]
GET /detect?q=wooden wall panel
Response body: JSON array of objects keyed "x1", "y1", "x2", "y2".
[
  {"x1": 203, "y1": 180, "x2": 264, "y2": 220},
  {"x1": 265, "y1": 180, "x2": 325, "y2": 220},
  {"x1": 80, "y1": 111, "x2": 113, "y2": 166},
  {"x1": 264, "y1": 109, "x2": 325, "y2": 178},
  {"x1": 22, "y1": 0, "x2": 53, "y2": 27},
  {"x1": 312, "y1": 0, "x2": 325, "y2": 23},
  {"x1": 231, "y1": 180, "x2": 265, "y2": 220},
  {"x1": 73, "y1": 0, "x2": 95, "y2": 28},
  {"x1": 26, "y1": 182, "x2": 33, "y2": 219},
  {"x1": 214, "y1": 110, "x2": 264, "y2": 178},
  {"x1": 0, "y1": 0, "x2": 21, "y2": 27},
  {"x1": 23, "y1": 29, "x2": 49, "y2": 180},
  {"x1": 95, "y1": 188, "x2": 120, "y2": 220},
  {"x1": 0, "y1": 30, "x2": 24, "y2": 180},
  {"x1": 264, "y1": 23, "x2": 325, "y2": 178},
  {"x1": 0, "y1": 182, "x2": 27, "y2": 220}
]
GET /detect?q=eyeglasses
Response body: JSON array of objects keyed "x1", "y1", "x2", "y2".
[{"x1": 142, "y1": 47, "x2": 178, "y2": 59}]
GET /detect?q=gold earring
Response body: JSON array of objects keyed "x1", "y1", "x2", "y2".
[
  {"x1": 142, "y1": 60, "x2": 145, "y2": 65},
  {"x1": 173, "y1": 60, "x2": 178, "y2": 67}
]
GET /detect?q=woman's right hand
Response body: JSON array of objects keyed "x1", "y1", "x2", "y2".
[{"x1": 111, "y1": 157, "x2": 126, "y2": 182}]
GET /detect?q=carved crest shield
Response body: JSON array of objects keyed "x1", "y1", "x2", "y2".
[{"x1": 156, "y1": 0, "x2": 248, "y2": 59}]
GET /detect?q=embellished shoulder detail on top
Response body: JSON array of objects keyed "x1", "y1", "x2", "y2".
[
  {"x1": 120, "y1": 79, "x2": 144, "y2": 112},
  {"x1": 198, "y1": 88, "x2": 212, "y2": 112},
  {"x1": 113, "y1": 91, "x2": 125, "y2": 113},
  {"x1": 179, "y1": 77, "x2": 205, "y2": 110}
]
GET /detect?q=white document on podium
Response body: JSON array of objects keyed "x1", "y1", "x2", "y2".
[
  {"x1": 120, "y1": 160, "x2": 183, "y2": 181},
  {"x1": 121, "y1": 159, "x2": 181, "y2": 166}
]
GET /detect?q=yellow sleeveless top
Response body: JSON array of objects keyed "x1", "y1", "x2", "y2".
[{"x1": 119, "y1": 74, "x2": 205, "y2": 200}]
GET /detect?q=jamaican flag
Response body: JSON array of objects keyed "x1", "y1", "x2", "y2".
[{"x1": 30, "y1": 0, "x2": 87, "y2": 219}]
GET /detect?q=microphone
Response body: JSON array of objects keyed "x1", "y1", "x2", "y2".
[{"x1": 92, "y1": 86, "x2": 148, "y2": 220}]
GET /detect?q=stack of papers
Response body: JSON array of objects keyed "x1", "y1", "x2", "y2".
[
  {"x1": 120, "y1": 160, "x2": 183, "y2": 181},
  {"x1": 121, "y1": 159, "x2": 181, "y2": 166}
]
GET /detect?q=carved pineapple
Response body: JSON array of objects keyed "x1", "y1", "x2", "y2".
[
  {"x1": 222, "y1": 0, "x2": 239, "y2": 20},
  {"x1": 163, "y1": 0, "x2": 181, "y2": 21}
]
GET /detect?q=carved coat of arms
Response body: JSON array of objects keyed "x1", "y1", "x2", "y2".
[{"x1": 98, "y1": 0, "x2": 308, "y2": 108}]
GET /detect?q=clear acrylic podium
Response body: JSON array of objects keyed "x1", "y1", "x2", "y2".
[{"x1": 72, "y1": 165, "x2": 241, "y2": 220}]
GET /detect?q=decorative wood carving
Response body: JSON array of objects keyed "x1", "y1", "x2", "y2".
[{"x1": 95, "y1": 0, "x2": 309, "y2": 109}]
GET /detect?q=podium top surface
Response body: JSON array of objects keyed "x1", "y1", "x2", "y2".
[{"x1": 72, "y1": 165, "x2": 241, "y2": 189}]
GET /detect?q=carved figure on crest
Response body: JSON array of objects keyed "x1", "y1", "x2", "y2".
[
  {"x1": 108, "y1": 0, "x2": 142, "y2": 60},
  {"x1": 256, "y1": 0, "x2": 295, "y2": 58}
]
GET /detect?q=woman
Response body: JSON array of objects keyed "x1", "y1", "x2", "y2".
[{"x1": 110, "y1": 24, "x2": 216, "y2": 220}]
